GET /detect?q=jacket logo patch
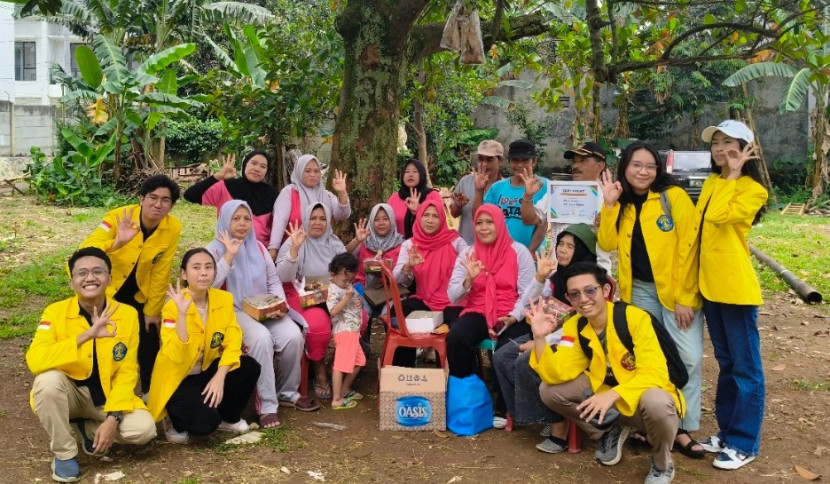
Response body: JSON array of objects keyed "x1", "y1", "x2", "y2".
[
  {"x1": 620, "y1": 351, "x2": 636, "y2": 371},
  {"x1": 113, "y1": 342, "x2": 128, "y2": 361},
  {"x1": 656, "y1": 215, "x2": 674, "y2": 232},
  {"x1": 210, "y1": 332, "x2": 224, "y2": 349},
  {"x1": 152, "y1": 253, "x2": 162, "y2": 264}
]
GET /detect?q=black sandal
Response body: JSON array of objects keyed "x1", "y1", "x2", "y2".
[
  {"x1": 629, "y1": 430, "x2": 651, "y2": 449},
  {"x1": 673, "y1": 429, "x2": 706, "y2": 459}
]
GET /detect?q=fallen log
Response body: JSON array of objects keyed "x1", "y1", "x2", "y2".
[{"x1": 749, "y1": 245, "x2": 822, "y2": 303}]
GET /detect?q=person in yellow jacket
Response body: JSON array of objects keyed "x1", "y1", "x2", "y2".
[
  {"x1": 147, "y1": 248, "x2": 260, "y2": 444},
  {"x1": 80, "y1": 175, "x2": 182, "y2": 397},
  {"x1": 691, "y1": 120, "x2": 768, "y2": 471},
  {"x1": 529, "y1": 262, "x2": 683, "y2": 484},
  {"x1": 26, "y1": 248, "x2": 156, "y2": 483},
  {"x1": 597, "y1": 140, "x2": 705, "y2": 458}
]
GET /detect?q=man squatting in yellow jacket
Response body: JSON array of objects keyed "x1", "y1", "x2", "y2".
[
  {"x1": 528, "y1": 262, "x2": 684, "y2": 484},
  {"x1": 26, "y1": 248, "x2": 156, "y2": 483}
]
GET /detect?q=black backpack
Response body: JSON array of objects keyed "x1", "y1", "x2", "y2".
[{"x1": 576, "y1": 301, "x2": 689, "y2": 389}]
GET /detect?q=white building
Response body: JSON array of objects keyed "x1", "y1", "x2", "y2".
[{"x1": 0, "y1": 2, "x2": 85, "y2": 158}]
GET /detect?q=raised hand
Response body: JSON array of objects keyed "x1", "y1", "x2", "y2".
[
  {"x1": 535, "y1": 256, "x2": 558, "y2": 282},
  {"x1": 451, "y1": 191, "x2": 469, "y2": 208},
  {"x1": 517, "y1": 166, "x2": 543, "y2": 197},
  {"x1": 167, "y1": 279, "x2": 192, "y2": 316},
  {"x1": 354, "y1": 218, "x2": 369, "y2": 243},
  {"x1": 524, "y1": 296, "x2": 558, "y2": 339},
  {"x1": 114, "y1": 207, "x2": 139, "y2": 247},
  {"x1": 286, "y1": 221, "x2": 307, "y2": 249},
  {"x1": 725, "y1": 142, "x2": 758, "y2": 178},
  {"x1": 405, "y1": 187, "x2": 421, "y2": 212},
  {"x1": 473, "y1": 165, "x2": 489, "y2": 191},
  {"x1": 89, "y1": 304, "x2": 119, "y2": 339},
  {"x1": 463, "y1": 251, "x2": 484, "y2": 280},
  {"x1": 407, "y1": 244, "x2": 424, "y2": 268},
  {"x1": 599, "y1": 169, "x2": 623, "y2": 207},
  {"x1": 331, "y1": 169, "x2": 348, "y2": 194},
  {"x1": 218, "y1": 230, "x2": 242, "y2": 258},
  {"x1": 214, "y1": 153, "x2": 237, "y2": 180}
]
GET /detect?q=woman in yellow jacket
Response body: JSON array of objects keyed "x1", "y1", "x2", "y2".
[
  {"x1": 598, "y1": 140, "x2": 705, "y2": 458},
  {"x1": 147, "y1": 248, "x2": 260, "y2": 444},
  {"x1": 692, "y1": 120, "x2": 768, "y2": 471}
]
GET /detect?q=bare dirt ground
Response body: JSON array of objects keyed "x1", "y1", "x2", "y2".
[
  {"x1": 2, "y1": 291, "x2": 829, "y2": 484},
  {"x1": 1, "y1": 195, "x2": 829, "y2": 483}
]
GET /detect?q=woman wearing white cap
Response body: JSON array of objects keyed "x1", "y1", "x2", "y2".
[{"x1": 688, "y1": 120, "x2": 767, "y2": 471}]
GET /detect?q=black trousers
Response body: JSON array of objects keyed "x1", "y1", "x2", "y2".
[
  {"x1": 392, "y1": 297, "x2": 463, "y2": 367},
  {"x1": 113, "y1": 295, "x2": 157, "y2": 393},
  {"x1": 166, "y1": 356, "x2": 261, "y2": 436}
]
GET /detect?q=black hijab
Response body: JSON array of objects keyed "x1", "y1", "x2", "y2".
[
  {"x1": 550, "y1": 231, "x2": 597, "y2": 303},
  {"x1": 397, "y1": 159, "x2": 437, "y2": 239},
  {"x1": 224, "y1": 150, "x2": 278, "y2": 216}
]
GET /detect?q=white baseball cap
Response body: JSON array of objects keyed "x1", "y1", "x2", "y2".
[{"x1": 701, "y1": 120, "x2": 755, "y2": 144}]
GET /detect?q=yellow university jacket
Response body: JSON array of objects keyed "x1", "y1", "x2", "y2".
[
  {"x1": 690, "y1": 174, "x2": 768, "y2": 306},
  {"x1": 146, "y1": 288, "x2": 243, "y2": 421},
  {"x1": 80, "y1": 204, "x2": 181, "y2": 317},
  {"x1": 530, "y1": 302, "x2": 685, "y2": 417},
  {"x1": 26, "y1": 296, "x2": 146, "y2": 413},
  {"x1": 598, "y1": 186, "x2": 701, "y2": 311}
]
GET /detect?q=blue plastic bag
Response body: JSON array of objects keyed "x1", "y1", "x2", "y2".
[{"x1": 446, "y1": 374, "x2": 493, "y2": 436}]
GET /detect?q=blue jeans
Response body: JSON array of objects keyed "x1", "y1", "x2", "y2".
[
  {"x1": 702, "y1": 298, "x2": 764, "y2": 456},
  {"x1": 630, "y1": 279, "x2": 704, "y2": 431}
]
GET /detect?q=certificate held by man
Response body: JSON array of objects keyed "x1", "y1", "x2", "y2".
[{"x1": 547, "y1": 180, "x2": 603, "y2": 224}]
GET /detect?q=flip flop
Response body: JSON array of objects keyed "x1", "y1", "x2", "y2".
[
  {"x1": 332, "y1": 399, "x2": 358, "y2": 410},
  {"x1": 344, "y1": 389, "x2": 364, "y2": 401},
  {"x1": 259, "y1": 413, "x2": 281, "y2": 429},
  {"x1": 314, "y1": 381, "x2": 333, "y2": 400},
  {"x1": 629, "y1": 430, "x2": 652, "y2": 449}
]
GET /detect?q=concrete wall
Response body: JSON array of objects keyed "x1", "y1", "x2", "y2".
[{"x1": 0, "y1": 100, "x2": 56, "y2": 156}]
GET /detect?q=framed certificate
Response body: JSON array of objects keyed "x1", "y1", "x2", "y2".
[{"x1": 547, "y1": 180, "x2": 603, "y2": 224}]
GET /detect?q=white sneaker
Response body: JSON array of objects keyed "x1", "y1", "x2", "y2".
[
  {"x1": 713, "y1": 447, "x2": 756, "y2": 470},
  {"x1": 162, "y1": 417, "x2": 189, "y2": 444},
  {"x1": 218, "y1": 419, "x2": 250, "y2": 433},
  {"x1": 699, "y1": 434, "x2": 725, "y2": 453},
  {"x1": 493, "y1": 416, "x2": 507, "y2": 429}
]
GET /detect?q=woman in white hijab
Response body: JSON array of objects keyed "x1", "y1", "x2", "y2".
[
  {"x1": 207, "y1": 201, "x2": 320, "y2": 429},
  {"x1": 277, "y1": 203, "x2": 367, "y2": 400},
  {"x1": 268, "y1": 154, "x2": 351, "y2": 259}
]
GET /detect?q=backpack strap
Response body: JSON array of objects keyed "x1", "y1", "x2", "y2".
[
  {"x1": 659, "y1": 190, "x2": 673, "y2": 220},
  {"x1": 612, "y1": 301, "x2": 635, "y2": 354}
]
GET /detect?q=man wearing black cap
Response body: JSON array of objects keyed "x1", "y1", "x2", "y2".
[
  {"x1": 473, "y1": 139, "x2": 549, "y2": 249},
  {"x1": 519, "y1": 141, "x2": 611, "y2": 270}
]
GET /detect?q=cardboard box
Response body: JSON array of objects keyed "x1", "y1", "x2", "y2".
[
  {"x1": 363, "y1": 258, "x2": 393, "y2": 273},
  {"x1": 405, "y1": 310, "x2": 443, "y2": 334},
  {"x1": 242, "y1": 295, "x2": 288, "y2": 322},
  {"x1": 299, "y1": 277, "x2": 329, "y2": 308},
  {"x1": 379, "y1": 366, "x2": 446, "y2": 431},
  {"x1": 542, "y1": 297, "x2": 576, "y2": 326}
]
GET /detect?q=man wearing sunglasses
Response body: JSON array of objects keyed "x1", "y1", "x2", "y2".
[
  {"x1": 527, "y1": 262, "x2": 683, "y2": 484},
  {"x1": 26, "y1": 248, "x2": 156, "y2": 482},
  {"x1": 80, "y1": 175, "x2": 182, "y2": 399}
]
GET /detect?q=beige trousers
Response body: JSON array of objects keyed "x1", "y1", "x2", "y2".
[
  {"x1": 540, "y1": 374, "x2": 678, "y2": 469},
  {"x1": 32, "y1": 370, "x2": 156, "y2": 460}
]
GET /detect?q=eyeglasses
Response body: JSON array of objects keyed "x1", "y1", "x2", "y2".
[
  {"x1": 630, "y1": 161, "x2": 658, "y2": 172},
  {"x1": 144, "y1": 194, "x2": 173, "y2": 206},
  {"x1": 72, "y1": 268, "x2": 109, "y2": 279},
  {"x1": 564, "y1": 285, "x2": 603, "y2": 302}
]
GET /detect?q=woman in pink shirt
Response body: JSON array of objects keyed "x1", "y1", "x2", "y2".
[{"x1": 386, "y1": 159, "x2": 443, "y2": 239}]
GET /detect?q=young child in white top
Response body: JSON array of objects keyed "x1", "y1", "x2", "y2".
[{"x1": 326, "y1": 253, "x2": 366, "y2": 409}]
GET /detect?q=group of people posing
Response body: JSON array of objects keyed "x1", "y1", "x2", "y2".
[{"x1": 27, "y1": 119, "x2": 767, "y2": 484}]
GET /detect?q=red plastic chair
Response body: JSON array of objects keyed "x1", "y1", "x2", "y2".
[{"x1": 378, "y1": 264, "x2": 448, "y2": 369}]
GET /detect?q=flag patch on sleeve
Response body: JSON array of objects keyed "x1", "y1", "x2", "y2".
[
  {"x1": 162, "y1": 319, "x2": 176, "y2": 329},
  {"x1": 37, "y1": 321, "x2": 52, "y2": 331},
  {"x1": 98, "y1": 220, "x2": 112, "y2": 232},
  {"x1": 558, "y1": 335, "x2": 574, "y2": 348}
]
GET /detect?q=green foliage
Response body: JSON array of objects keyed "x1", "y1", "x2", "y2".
[
  {"x1": 25, "y1": 145, "x2": 127, "y2": 207},
  {"x1": 163, "y1": 118, "x2": 224, "y2": 164},
  {"x1": 433, "y1": 128, "x2": 499, "y2": 187}
]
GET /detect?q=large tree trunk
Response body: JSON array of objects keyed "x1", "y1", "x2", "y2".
[{"x1": 810, "y1": 86, "x2": 829, "y2": 203}]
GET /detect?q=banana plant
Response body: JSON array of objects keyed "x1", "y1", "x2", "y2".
[{"x1": 67, "y1": 34, "x2": 201, "y2": 178}]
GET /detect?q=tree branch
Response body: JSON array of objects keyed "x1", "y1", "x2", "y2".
[{"x1": 660, "y1": 22, "x2": 780, "y2": 59}]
